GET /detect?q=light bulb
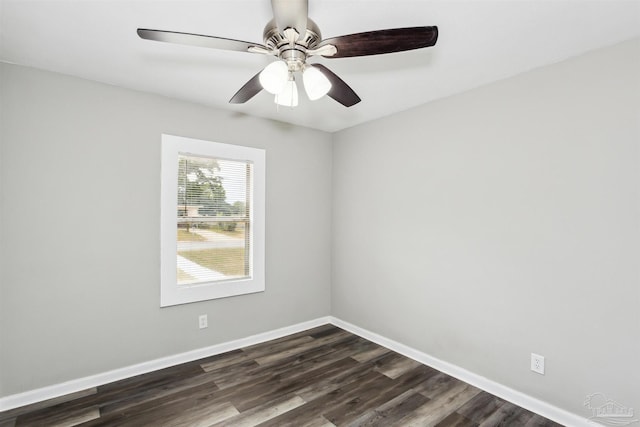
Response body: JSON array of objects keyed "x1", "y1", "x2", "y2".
[
  {"x1": 303, "y1": 66, "x2": 331, "y2": 100},
  {"x1": 275, "y1": 76, "x2": 298, "y2": 107},
  {"x1": 259, "y1": 61, "x2": 288, "y2": 94}
]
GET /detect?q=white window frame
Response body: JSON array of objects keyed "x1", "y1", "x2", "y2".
[{"x1": 160, "y1": 134, "x2": 265, "y2": 307}]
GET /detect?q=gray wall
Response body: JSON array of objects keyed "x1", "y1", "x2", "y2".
[
  {"x1": 0, "y1": 63, "x2": 332, "y2": 396},
  {"x1": 1, "y1": 38, "x2": 638, "y2": 420},
  {"x1": 332, "y1": 38, "x2": 639, "y2": 417}
]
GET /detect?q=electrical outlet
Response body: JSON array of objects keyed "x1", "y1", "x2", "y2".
[
  {"x1": 531, "y1": 353, "x2": 545, "y2": 375},
  {"x1": 198, "y1": 314, "x2": 208, "y2": 329}
]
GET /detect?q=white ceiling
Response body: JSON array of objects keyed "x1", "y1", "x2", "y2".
[{"x1": 1, "y1": 0, "x2": 639, "y2": 132}]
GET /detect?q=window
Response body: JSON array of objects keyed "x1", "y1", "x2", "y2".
[{"x1": 161, "y1": 134, "x2": 265, "y2": 306}]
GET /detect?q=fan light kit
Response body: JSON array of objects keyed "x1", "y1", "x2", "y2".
[{"x1": 138, "y1": 0, "x2": 438, "y2": 108}]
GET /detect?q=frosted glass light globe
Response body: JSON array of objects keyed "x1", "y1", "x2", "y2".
[
  {"x1": 274, "y1": 79, "x2": 299, "y2": 107},
  {"x1": 303, "y1": 66, "x2": 332, "y2": 100},
  {"x1": 259, "y1": 61, "x2": 288, "y2": 94}
]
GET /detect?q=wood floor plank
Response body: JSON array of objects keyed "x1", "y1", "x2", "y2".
[
  {"x1": 253, "y1": 324, "x2": 337, "y2": 345},
  {"x1": 0, "y1": 388, "x2": 97, "y2": 422},
  {"x1": 345, "y1": 389, "x2": 430, "y2": 427},
  {"x1": 97, "y1": 369, "x2": 221, "y2": 416},
  {"x1": 96, "y1": 366, "x2": 279, "y2": 423},
  {"x1": 455, "y1": 391, "x2": 506, "y2": 424},
  {"x1": 231, "y1": 356, "x2": 360, "y2": 412},
  {"x1": 59, "y1": 359, "x2": 211, "y2": 418},
  {"x1": 213, "y1": 335, "x2": 361, "y2": 390},
  {"x1": 200, "y1": 349, "x2": 252, "y2": 372},
  {"x1": 208, "y1": 359, "x2": 264, "y2": 388},
  {"x1": 525, "y1": 414, "x2": 564, "y2": 427},
  {"x1": 241, "y1": 335, "x2": 316, "y2": 360},
  {"x1": 89, "y1": 364, "x2": 272, "y2": 424},
  {"x1": 391, "y1": 382, "x2": 482, "y2": 426},
  {"x1": 436, "y1": 412, "x2": 480, "y2": 427},
  {"x1": 137, "y1": 401, "x2": 239, "y2": 427},
  {"x1": 211, "y1": 394, "x2": 305, "y2": 427},
  {"x1": 350, "y1": 342, "x2": 391, "y2": 363},
  {"x1": 478, "y1": 401, "x2": 536, "y2": 426},
  {"x1": 295, "y1": 353, "x2": 393, "y2": 402},
  {"x1": 322, "y1": 373, "x2": 409, "y2": 425},
  {"x1": 324, "y1": 364, "x2": 439, "y2": 425},
  {"x1": 307, "y1": 325, "x2": 348, "y2": 339},
  {"x1": 16, "y1": 406, "x2": 99, "y2": 427},
  {"x1": 373, "y1": 353, "x2": 423, "y2": 379},
  {"x1": 99, "y1": 359, "x2": 204, "y2": 394},
  {"x1": 257, "y1": 370, "x2": 388, "y2": 427},
  {"x1": 415, "y1": 371, "x2": 466, "y2": 399},
  {"x1": 253, "y1": 330, "x2": 352, "y2": 365},
  {"x1": 2, "y1": 325, "x2": 564, "y2": 427},
  {"x1": 275, "y1": 336, "x2": 368, "y2": 383},
  {"x1": 9, "y1": 361, "x2": 208, "y2": 424},
  {"x1": 49, "y1": 407, "x2": 100, "y2": 427},
  {"x1": 89, "y1": 394, "x2": 238, "y2": 427},
  {"x1": 299, "y1": 416, "x2": 337, "y2": 427}
]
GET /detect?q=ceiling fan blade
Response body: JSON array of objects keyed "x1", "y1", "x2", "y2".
[
  {"x1": 310, "y1": 64, "x2": 361, "y2": 107},
  {"x1": 137, "y1": 29, "x2": 268, "y2": 53},
  {"x1": 270, "y1": 0, "x2": 307, "y2": 40},
  {"x1": 229, "y1": 71, "x2": 263, "y2": 104},
  {"x1": 318, "y1": 26, "x2": 438, "y2": 58}
]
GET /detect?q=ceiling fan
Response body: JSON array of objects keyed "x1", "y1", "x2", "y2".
[{"x1": 138, "y1": 0, "x2": 438, "y2": 108}]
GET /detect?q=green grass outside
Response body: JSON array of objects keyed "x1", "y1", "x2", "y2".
[
  {"x1": 178, "y1": 248, "x2": 246, "y2": 277},
  {"x1": 177, "y1": 229, "x2": 206, "y2": 242},
  {"x1": 204, "y1": 224, "x2": 245, "y2": 239}
]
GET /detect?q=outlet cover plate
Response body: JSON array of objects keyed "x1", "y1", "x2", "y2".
[
  {"x1": 531, "y1": 353, "x2": 545, "y2": 375},
  {"x1": 198, "y1": 314, "x2": 208, "y2": 329}
]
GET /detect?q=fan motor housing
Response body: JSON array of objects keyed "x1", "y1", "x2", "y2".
[{"x1": 263, "y1": 18, "x2": 321, "y2": 71}]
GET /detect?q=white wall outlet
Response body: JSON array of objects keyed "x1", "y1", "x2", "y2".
[
  {"x1": 198, "y1": 314, "x2": 208, "y2": 329},
  {"x1": 531, "y1": 353, "x2": 545, "y2": 375}
]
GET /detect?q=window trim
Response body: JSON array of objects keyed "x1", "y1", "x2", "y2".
[{"x1": 160, "y1": 134, "x2": 265, "y2": 307}]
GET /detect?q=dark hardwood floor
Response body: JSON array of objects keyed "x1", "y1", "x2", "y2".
[{"x1": 0, "y1": 324, "x2": 563, "y2": 426}]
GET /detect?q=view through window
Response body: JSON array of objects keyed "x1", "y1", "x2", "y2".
[
  {"x1": 161, "y1": 134, "x2": 264, "y2": 306},
  {"x1": 176, "y1": 155, "x2": 253, "y2": 286}
]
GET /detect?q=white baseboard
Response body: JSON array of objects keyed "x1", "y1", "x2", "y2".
[
  {"x1": 328, "y1": 316, "x2": 596, "y2": 427},
  {"x1": 0, "y1": 316, "x2": 331, "y2": 412},
  {"x1": 0, "y1": 315, "x2": 597, "y2": 426}
]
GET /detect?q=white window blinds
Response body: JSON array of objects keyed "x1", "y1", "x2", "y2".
[{"x1": 176, "y1": 154, "x2": 253, "y2": 286}]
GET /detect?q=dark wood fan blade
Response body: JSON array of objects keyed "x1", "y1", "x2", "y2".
[
  {"x1": 229, "y1": 72, "x2": 263, "y2": 104},
  {"x1": 271, "y1": 0, "x2": 307, "y2": 39},
  {"x1": 137, "y1": 29, "x2": 267, "y2": 53},
  {"x1": 318, "y1": 26, "x2": 438, "y2": 58},
  {"x1": 310, "y1": 64, "x2": 361, "y2": 107}
]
